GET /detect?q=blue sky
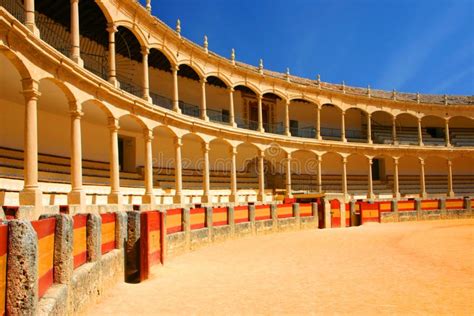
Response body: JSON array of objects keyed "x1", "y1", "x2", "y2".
[{"x1": 145, "y1": 0, "x2": 474, "y2": 95}]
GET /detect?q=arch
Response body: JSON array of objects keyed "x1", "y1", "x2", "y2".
[
  {"x1": 148, "y1": 48, "x2": 173, "y2": 72},
  {"x1": 148, "y1": 45, "x2": 177, "y2": 68},
  {"x1": 182, "y1": 132, "x2": 206, "y2": 144},
  {"x1": 152, "y1": 125, "x2": 178, "y2": 139},
  {"x1": 114, "y1": 20, "x2": 148, "y2": 48},
  {"x1": 81, "y1": 99, "x2": 115, "y2": 119},
  {"x1": 320, "y1": 104, "x2": 343, "y2": 140},
  {"x1": 345, "y1": 107, "x2": 368, "y2": 142},
  {"x1": 261, "y1": 89, "x2": 287, "y2": 101},
  {"x1": 0, "y1": 49, "x2": 32, "y2": 81},
  {"x1": 205, "y1": 73, "x2": 232, "y2": 88},
  {"x1": 288, "y1": 95, "x2": 320, "y2": 106},
  {"x1": 38, "y1": 77, "x2": 76, "y2": 105},
  {"x1": 118, "y1": 113, "x2": 148, "y2": 132},
  {"x1": 291, "y1": 149, "x2": 318, "y2": 175},
  {"x1": 232, "y1": 82, "x2": 260, "y2": 96},
  {"x1": 116, "y1": 25, "x2": 143, "y2": 62},
  {"x1": 93, "y1": 0, "x2": 114, "y2": 24},
  {"x1": 177, "y1": 62, "x2": 205, "y2": 80},
  {"x1": 321, "y1": 152, "x2": 344, "y2": 193},
  {"x1": 321, "y1": 102, "x2": 343, "y2": 112}
]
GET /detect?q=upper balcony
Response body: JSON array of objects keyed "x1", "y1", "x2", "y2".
[{"x1": 1, "y1": 0, "x2": 473, "y2": 148}]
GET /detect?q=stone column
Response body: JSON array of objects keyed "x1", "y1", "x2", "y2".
[
  {"x1": 107, "y1": 23, "x2": 118, "y2": 86},
  {"x1": 341, "y1": 110, "x2": 347, "y2": 142},
  {"x1": 393, "y1": 157, "x2": 400, "y2": 199},
  {"x1": 317, "y1": 155, "x2": 323, "y2": 193},
  {"x1": 19, "y1": 80, "x2": 42, "y2": 209},
  {"x1": 418, "y1": 117, "x2": 424, "y2": 146},
  {"x1": 392, "y1": 116, "x2": 398, "y2": 144},
  {"x1": 445, "y1": 118, "x2": 451, "y2": 147},
  {"x1": 367, "y1": 157, "x2": 374, "y2": 200},
  {"x1": 228, "y1": 87, "x2": 236, "y2": 127},
  {"x1": 284, "y1": 99, "x2": 290, "y2": 136},
  {"x1": 367, "y1": 113, "x2": 373, "y2": 144},
  {"x1": 258, "y1": 149, "x2": 265, "y2": 202},
  {"x1": 316, "y1": 105, "x2": 322, "y2": 140},
  {"x1": 285, "y1": 152, "x2": 292, "y2": 198},
  {"x1": 342, "y1": 156, "x2": 348, "y2": 197},
  {"x1": 229, "y1": 146, "x2": 238, "y2": 203},
  {"x1": 68, "y1": 107, "x2": 86, "y2": 207},
  {"x1": 70, "y1": 0, "x2": 83, "y2": 66},
  {"x1": 447, "y1": 159, "x2": 454, "y2": 198},
  {"x1": 107, "y1": 118, "x2": 121, "y2": 204},
  {"x1": 173, "y1": 137, "x2": 183, "y2": 204},
  {"x1": 201, "y1": 143, "x2": 211, "y2": 203},
  {"x1": 141, "y1": 47, "x2": 151, "y2": 102},
  {"x1": 419, "y1": 158, "x2": 427, "y2": 198},
  {"x1": 24, "y1": 0, "x2": 40, "y2": 36},
  {"x1": 172, "y1": 65, "x2": 181, "y2": 113},
  {"x1": 257, "y1": 95, "x2": 264, "y2": 132},
  {"x1": 142, "y1": 130, "x2": 154, "y2": 205},
  {"x1": 200, "y1": 78, "x2": 209, "y2": 121}
]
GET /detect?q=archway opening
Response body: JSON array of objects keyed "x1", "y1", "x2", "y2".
[{"x1": 289, "y1": 99, "x2": 316, "y2": 138}]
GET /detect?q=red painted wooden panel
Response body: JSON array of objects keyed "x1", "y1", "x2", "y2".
[{"x1": 32, "y1": 217, "x2": 56, "y2": 299}]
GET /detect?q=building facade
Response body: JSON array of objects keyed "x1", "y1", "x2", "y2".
[{"x1": 0, "y1": 0, "x2": 473, "y2": 218}]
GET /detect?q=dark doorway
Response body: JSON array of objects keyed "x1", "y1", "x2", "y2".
[{"x1": 372, "y1": 158, "x2": 380, "y2": 180}]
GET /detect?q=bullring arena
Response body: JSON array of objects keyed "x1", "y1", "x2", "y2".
[{"x1": 0, "y1": 0, "x2": 473, "y2": 315}]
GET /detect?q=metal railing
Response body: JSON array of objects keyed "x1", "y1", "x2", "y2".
[
  {"x1": 179, "y1": 101, "x2": 200, "y2": 118},
  {"x1": 235, "y1": 117, "x2": 259, "y2": 131},
  {"x1": 207, "y1": 108, "x2": 230, "y2": 124},
  {"x1": 264, "y1": 122, "x2": 285, "y2": 135},
  {"x1": 150, "y1": 93, "x2": 173, "y2": 110}
]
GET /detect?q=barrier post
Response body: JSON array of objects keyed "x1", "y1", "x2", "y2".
[
  {"x1": 415, "y1": 198, "x2": 422, "y2": 220},
  {"x1": 7, "y1": 220, "x2": 38, "y2": 314},
  {"x1": 228, "y1": 206, "x2": 235, "y2": 237},
  {"x1": 464, "y1": 197, "x2": 471, "y2": 214},
  {"x1": 349, "y1": 200, "x2": 357, "y2": 226},
  {"x1": 340, "y1": 200, "x2": 346, "y2": 228},
  {"x1": 183, "y1": 208, "x2": 191, "y2": 250},
  {"x1": 86, "y1": 214, "x2": 102, "y2": 262},
  {"x1": 115, "y1": 212, "x2": 127, "y2": 249},
  {"x1": 205, "y1": 207, "x2": 213, "y2": 240},
  {"x1": 323, "y1": 198, "x2": 331, "y2": 228},
  {"x1": 161, "y1": 210, "x2": 167, "y2": 263},
  {"x1": 248, "y1": 205, "x2": 256, "y2": 235},
  {"x1": 390, "y1": 199, "x2": 399, "y2": 222},
  {"x1": 439, "y1": 198, "x2": 447, "y2": 218},
  {"x1": 125, "y1": 211, "x2": 140, "y2": 282},
  {"x1": 311, "y1": 202, "x2": 319, "y2": 225},
  {"x1": 270, "y1": 203, "x2": 278, "y2": 231},
  {"x1": 293, "y1": 203, "x2": 300, "y2": 227},
  {"x1": 39, "y1": 214, "x2": 74, "y2": 285}
]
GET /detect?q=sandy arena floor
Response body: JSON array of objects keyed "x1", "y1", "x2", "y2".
[{"x1": 90, "y1": 220, "x2": 474, "y2": 315}]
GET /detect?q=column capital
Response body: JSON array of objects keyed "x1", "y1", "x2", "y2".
[
  {"x1": 367, "y1": 112, "x2": 372, "y2": 118},
  {"x1": 200, "y1": 77, "x2": 207, "y2": 84},
  {"x1": 228, "y1": 87, "x2": 235, "y2": 93},
  {"x1": 143, "y1": 129, "x2": 154, "y2": 142},
  {"x1": 107, "y1": 117, "x2": 120, "y2": 131},
  {"x1": 258, "y1": 149, "x2": 265, "y2": 158},
  {"x1": 21, "y1": 78, "x2": 40, "y2": 98},
  {"x1": 229, "y1": 146, "x2": 237, "y2": 156},
  {"x1": 70, "y1": 109, "x2": 84, "y2": 119},
  {"x1": 317, "y1": 154, "x2": 323, "y2": 162},
  {"x1": 368, "y1": 157, "x2": 373, "y2": 164},
  {"x1": 174, "y1": 137, "x2": 182, "y2": 148},
  {"x1": 202, "y1": 142, "x2": 210, "y2": 153},
  {"x1": 141, "y1": 46, "x2": 149, "y2": 56},
  {"x1": 447, "y1": 159, "x2": 452, "y2": 166},
  {"x1": 341, "y1": 110, "x2": 346, "y2": 116},
  {"x1": 419, "y1": 157, "x2": 425, "y2": 165},
  {"x1": 70, "y1": 0, "x2": 79, "y2": 3},
  {"x1": 342, "y1": 156, "x2": 348, "y2": 164},
  {"x1": 285, "y1": 98, "x2": 290, "y2": 105},
  {"x1": 257, "y1": 94, "x2": 263, "y2": 101},
  {"x1": 393, "y1": 157, "x2": 399, "y2": 164},
  {"x1": 106, "y1": 23, "x2": 117, "y2": 34},
  {"x1": 172, "y1": 64, "x2": 180, "y2": 72},
  {"x1": 286, "y1": 151, "x2": 292, "y2": 160}
]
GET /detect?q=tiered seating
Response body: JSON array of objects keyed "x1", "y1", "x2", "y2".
[
  {"x1": 0, "y1": 147, "x2": 143, "y2": 187},
  {"x1": 371, "y1": 126, "x2": 446, "y2": 145},
  {"x1": 450, "y1": 128, "x2": 474, "y2": 147},
  {"x1": 150, "y1": 168, "x2": 258, "y2": 190},
  {"x1": 386, "y1": 175, "x2": 474, "y2": 196}
]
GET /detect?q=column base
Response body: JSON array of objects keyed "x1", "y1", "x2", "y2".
[
  {"x1": 71, "y1": 55, "x2": 84, "y2": 67},
  {"x1": 393, "y1": 192, "x2": 401, "y2": 199},
  {"x1": 173, "y1": 194, "x2": 184, "y2": 204},
  {"x1": 258, "y1": 192, "x2": 266, "y2": 203},
  {"x1": 143, "y1": 95, "x2": 153, "y2": 103},
  {"x1": 108, "y1": 77, "x2": 119, "y2": 88},
  {"x1": 68, "y1": 190, "x2": 86, "y2": 206},
  {"x1": 201, "y1": 115, "x2": 209, "y2": 121},
  {"x1": 107, "y1": 192, "x2": 122, "y2": 205},
  {"x1": 26, "y1": 23, "x2": 40, "y2": 37},
  {"x1": 230, "y1": 122, "x2": 237, "y2": 128},
  {"x1": 420, "y1": 192, "x2": 427, "y2": 199},
  {"x1": 258, "y1": 127, "x2": 265, "y2": 133},
  {"x1": 448, "y1": 191, "x2": 455, "y2": 198},
  {"x1": 142, "y1": 193, "x2": 155, "y2": 205},
  {"x1": 201, "y1": 194, "x2": 212, "y2": 204},
  {"x1": 19, "y1": 187, "x2": 43, "y2": 208},
  {"x1": 229, "y1": 194, "x2": 239, "y2": 203}
]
